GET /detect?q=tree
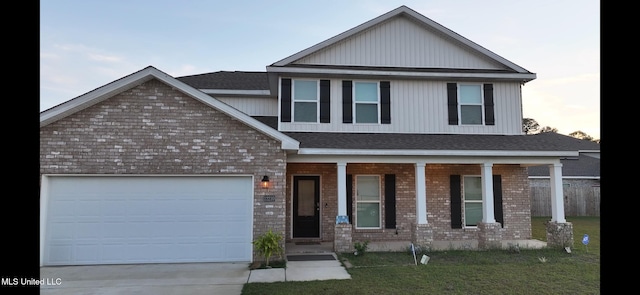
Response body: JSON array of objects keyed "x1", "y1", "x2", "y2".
[
  {"x1": 522, "y1": 118, "x2": 540, "y2": 134},
  {"x1": 568, "y1": 130, "x2": 595, "y2": 141},
  {"x1": 539, "y1": 126, "x2": 558, "y2": 133}
]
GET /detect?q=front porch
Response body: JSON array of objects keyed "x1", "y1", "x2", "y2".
[{"x1": 284, "y1": 161, "x2": 571, "y2": 254}]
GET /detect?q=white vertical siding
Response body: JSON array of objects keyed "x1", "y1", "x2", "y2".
[
  {"x1": 216, "y1": 97, "x2": 277, "y2": 116},
  {"x1": 279, "y1": 79, "x2": 523, "y2": 135},
  {"x1": 294, "y1": 17, "x2": 504, "y2": 70}
]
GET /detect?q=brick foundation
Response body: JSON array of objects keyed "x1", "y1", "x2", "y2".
[
  {"x1": 546, "y1": 221, "x2": 574, "y2": 249},
  {"x1": 477, "y1": 222, "x2": 503, "y2": 249},
  {"x1": 334, "y1": 223, "x2": 353, "y2": 253},
  {"x1": 411, "y1": 223, "x2": 433, "y2": 249}
]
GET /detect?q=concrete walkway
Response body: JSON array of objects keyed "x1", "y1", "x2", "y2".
[{"x1": 248, "y1": 253, "x2": 351, "y2": 283}]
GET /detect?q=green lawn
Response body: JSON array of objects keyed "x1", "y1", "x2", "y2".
[{"x1": 242, "y1": 216, "x2": 600, "y2": 295}]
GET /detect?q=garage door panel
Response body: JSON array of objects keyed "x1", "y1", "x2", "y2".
[{"x1": 43, "y1": 176, "x2": 253, "y2": 265}]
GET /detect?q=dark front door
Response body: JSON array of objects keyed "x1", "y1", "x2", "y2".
[{"x1": 293, "y1": 176, "x2": 320, "y2": 238}]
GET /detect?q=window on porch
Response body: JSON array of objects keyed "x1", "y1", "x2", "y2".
[
  {"x1": 463, "y1": 175, "x2": 483, "y2": 227},
  {"x1": 355, "y1": 175, "x2": 381, "y2": 228}
]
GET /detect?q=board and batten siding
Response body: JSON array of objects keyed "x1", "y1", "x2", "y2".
[
  {"x1": 215, "y1": 97, "x2": 277, "y2": 116},
  {"x1": 293, "y1": 16, "x2": 504, "y2": 70},
  {"x1": 279, "y1": 79, "x2": 523, "y2": 135}
]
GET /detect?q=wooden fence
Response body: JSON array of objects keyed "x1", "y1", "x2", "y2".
[{"x1": 530, "y1": 186, "x2": 600, "y2": 217}]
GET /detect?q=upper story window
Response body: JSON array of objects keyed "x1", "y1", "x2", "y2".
[
  {"x1": 447, "y1": 83, "x2": 495, "y2": 126},
  {"x1": 354, "y1": 82, "x2": 379, "y2": 123},
  {"x1": 463, "y1": 175, "x2": 483, "y2": 227},
  {"x1": 293, "y1": 79, "x2": 319, "y2": 123},
  {"x1": 342, "y1": 80, "x2": 391, "y2": 124},
  {"x1": 459, "y1": 84, "x2": 483, "y2": 125},
  {"x1": 280, "y1": 78, "x2": 330, "y2": 123}
]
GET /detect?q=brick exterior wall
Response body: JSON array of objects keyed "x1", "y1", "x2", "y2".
[
  {"x1": 426, "y1": 164, "x2": 532, "y2": 241},
  {"x1": 39, "y1": 79, "x2": 287, "y2": 261},
  {"x1": 286, "y1": 163, "x2": 532, "y2": 244}
]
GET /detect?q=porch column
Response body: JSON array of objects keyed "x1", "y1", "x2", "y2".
[
  {"x1": 415, "y1": 161, "x2": 427, "y2": 224},
  {"x1": 334, "y1": 162, "x2": 352, "y2": 252},
  {"x1": 481, "y1": 162, "x2": 495, "y2": 223},
  {"x1": 412, "y1": 161, "x2": 432, "y2": 248},
  {"x1": 549, "y1": 163, "x2": 566, "y2": 223},
  {"x1": 336, "y1": 162, "x2": 347, "y2": 220}
]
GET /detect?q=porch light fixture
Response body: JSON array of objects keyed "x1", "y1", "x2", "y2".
[{"x1": 261, "y1": 175, "x2": 270, "y2": 188}]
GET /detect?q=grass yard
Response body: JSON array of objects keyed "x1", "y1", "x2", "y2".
[{"x1": 242, "y1": 216, "x2": 600, "y2": 295}]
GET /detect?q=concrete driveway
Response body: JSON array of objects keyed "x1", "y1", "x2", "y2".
[{"x1": 40, "y1": 262, "x2": 251, "y2": 295}]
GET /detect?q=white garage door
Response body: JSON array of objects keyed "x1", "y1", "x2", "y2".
[{"x1": 41, "y1": 176, "x2": 253, "y2": 266}]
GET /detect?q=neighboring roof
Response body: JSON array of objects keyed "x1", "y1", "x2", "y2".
[
  {"x1": 269, "y1": 5, "x2": 535, "y2": 80},
  {"x1": 176, "y1": 71, "x2": 269, "y2": 90},
  {"x1": 39, "y1": 66, "x2": 299, "y2": 150},
  {"x1": 528, "y1": 154, "x2": 600, "y2": 177},
  {"x1": 283, "y1": 131, "x2": 593, "y2": 154}
]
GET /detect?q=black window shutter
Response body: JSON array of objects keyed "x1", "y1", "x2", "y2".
[
  {"x1": 342, "y1": 80, "x2": 353, "y2": 123},
  {"x1": 484, "y1": 84, "x2": 495, "y2": 125},
  {"x1": 493, "y1": 175, "x2": 504, "y2": 227},
  {"x1": 384, "y1": 174, "x2": 396, "y2": 229},
  {"x1": 450, "y1": 175, "x2": 462, "y2": 229},
  {"x1": 447, "y1": 83, "x2": 458, "y2": 125},
  {"x1": 320, "y1": 80, "x2": 331, "y2": 123},
  {"x1": 346, "y1": 174, "x2": 353, "y2": 224},
  {"x1": 281, "y1": 78, "x2": 292, "y2": 122},
  {"x1": 380, "y1": 81, "x2": 391, "y2": 124}
]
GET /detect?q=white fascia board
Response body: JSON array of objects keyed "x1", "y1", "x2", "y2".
[
  {"x1": 40, "y1": 66, "x2": 299, "y2": 151},
  {"x1": 271, "y1": 6, "x2": 533, "y2": 75},
  {"x1": 287, "y1": 153, "x2": 566, "y2": 165},
  {"x1": 201, "y1": 89, "x2": 271, "y2": 96},
  {"x1": 266, "y1": 66, "x2": 536, "y2": 81},
  {"x1": 296, "y1": 148, "x2": 578, "y2": 157},
  {"x1": 528, "y1": 176, "x2": 600, "y2": 180}
]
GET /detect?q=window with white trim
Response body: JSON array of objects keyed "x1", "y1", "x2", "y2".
[
  {"x1": 293, "y1": 79, "x2": 318, "y2": 122},
  {"x1": 459, "y1": 84, "x2": 483, "y2": 125},
  {"x1": 463, "y1": 175, "x2": 483, "y2": 226},
  {"x1": 355, "y1": 175, "x2": 381, "y2": 228},
  {"x1": 354, "y1": 81, "x2": 379, "y2": 123}
]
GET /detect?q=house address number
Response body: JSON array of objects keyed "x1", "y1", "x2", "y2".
[{"x1": 263, "y1": 195, "x2": 276, "y2": 202}]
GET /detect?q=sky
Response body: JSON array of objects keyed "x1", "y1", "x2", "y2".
[{"x1": 40, "y1": 0, "x2": 600, "y2": 139}]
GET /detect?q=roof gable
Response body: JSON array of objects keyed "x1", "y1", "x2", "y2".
[
  {"x1": 40, "y1": 66, "x2": 298, "y2": 150},
  {"x1": 271, "y1": 5, "x2": 533, "y2": 76}
]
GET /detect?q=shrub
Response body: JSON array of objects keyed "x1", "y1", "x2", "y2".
[
  {"x1": 252, "y1": 229, "x2": 284, "y2": 268},
  {"x1": 354, "y1": 240, "x2": 369, "y2": 256}
]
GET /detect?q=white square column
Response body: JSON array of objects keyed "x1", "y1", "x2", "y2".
[
  {"x1": 415, "y1": 161, "x2": 427, "y2": 224},
  {"x1": 337, "y1": 162, "x2": 348, "y2": 220},
  {"x1": 549, "y1": 163, "x2": 566, "y2": 223},
  {"x1": 481, "y1": 162, "x2": 496, "y2": 223}
]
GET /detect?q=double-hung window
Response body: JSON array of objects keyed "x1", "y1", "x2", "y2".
[
  {"x1": 293, "y1": 79, "x2": 318, "y2": 122},
  {"x1": 463, "y1": 176, "x2": 483, "y2": 226},
  {"x1": 354, "y1": 82, "x2": 379, "y2": 123},
  {"x1": 355, "y1": 175, "x2": 381, "y2": 228},
  {"x1": 459, "y1": 84, "x2": 483, "y2": 125}
]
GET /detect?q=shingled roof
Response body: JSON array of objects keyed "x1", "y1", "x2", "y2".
[
  {"x1": 528, "y1": 154, "x2": 600, "y2": 177},
  {"x1": 283, "y1": 131, "x2": 599, "y2": 152},
  {"x1": 176, "y1": 71, "x2": 269, "y2": 90}
]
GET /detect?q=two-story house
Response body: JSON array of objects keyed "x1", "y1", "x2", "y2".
[{"x1": 39, "y1": 6, "x2": 576, "y2": 266}]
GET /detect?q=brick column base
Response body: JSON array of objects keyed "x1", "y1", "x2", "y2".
[
  {"x1": 411, "y1": 223, "x2": 433, "y2": 250},
  {"x1": 477, "y1": 222, "x2": 503, "y2": 249},
  {"x1": 334, "y1": 223, "x2": 353, "y2": 253},
  {"x1": 546, "y1": 221, "x2": 574, "y2": 249}
]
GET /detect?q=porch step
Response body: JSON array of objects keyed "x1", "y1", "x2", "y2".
[{"x1": 286, "y1": 242, "x2": 333, "y2": 254}]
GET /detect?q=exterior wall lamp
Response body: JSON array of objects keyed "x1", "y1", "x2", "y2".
[{"x1": 261, "y1": 175, "x2": 270, "y2": 189}]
